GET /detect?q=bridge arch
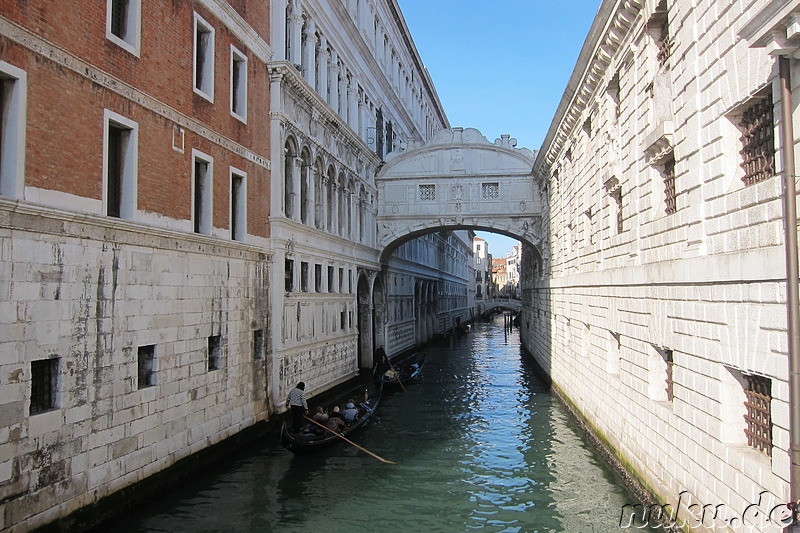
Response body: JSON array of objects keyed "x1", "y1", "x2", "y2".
[{"x1": 375, "y1": 128, "x2": 546, "y2": 263}]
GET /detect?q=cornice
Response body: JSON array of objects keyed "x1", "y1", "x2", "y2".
[
  {"x1": 0, "y1": 16, "x2": 270, "y2": 170},
  {"x1": 535, "y1": 0, "x2": 642, "y2": 176},
  {"x1": 198, "y1": 0, "x2": 272, "y2": 62},
  {"x1": 740, "y1": 0, "x2": 800, "y2": 56}
]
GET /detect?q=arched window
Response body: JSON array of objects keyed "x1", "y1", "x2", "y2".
[
  {"x1": 338, "y1": 173, "x2": 347, "y2": 237},
  {"x1": 315, "y1": 158, "x2": 325, "y2": 230},
  {"x1": 327, "y1": 166, "x2": 336, "y2": 232},
  {"x1": 284, "y1": 140, "x2": 297, "y2": 219}
]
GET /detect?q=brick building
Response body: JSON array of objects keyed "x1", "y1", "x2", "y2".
[{"x1": 0, "y1": 1, "x2": 270, "y2": 529}]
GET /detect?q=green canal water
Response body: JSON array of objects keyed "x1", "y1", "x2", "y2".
[{"x1": 112, "y1": 316, "x2": 656, "y2": 532}]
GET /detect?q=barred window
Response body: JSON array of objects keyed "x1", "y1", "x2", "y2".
[
  {"x1": 650, "y1": 0, "x2": 671, "y2": 67},
  {"x1": 739, "y1": 91, "x2": 775, "y2": 186},
  {"x1": 743, "y1": 375, "x2": 772, "y2": 456},
  {"x1": 481, "y1": 182, "x2": 500, "y2": 200},
  {"x1": 663, "y1": 349, "x2": 674, "y2": 402},
  {"x1": 419, "y1": 184, "x2": 436, "y2": 201},
  {"x1": 208, "y1": 335, "x2": 222, "y2": 371},
  {"x1": 252, "y1": 329, "x2": 264, "y2": 360},
  {"x1": 663, "y1": 154, "x2": 677, "y2": 215},
  {"x1": 30, "y1": 358, "x2": 59, "y2": 414},
  {"x1": 137, "y1": 345, "x2": 156, "y2": 388},
  {"x1": 610, "y1": 188, "x2": 623, "y2": 234}
]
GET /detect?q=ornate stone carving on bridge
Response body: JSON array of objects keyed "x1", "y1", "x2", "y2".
[{"x1": 376, "y1": 128, "x2": 543, "y2": 258}]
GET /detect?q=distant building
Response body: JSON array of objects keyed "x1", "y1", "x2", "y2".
[{"x1": 491, "y1": 257, "x2": 508, "y2": 295}]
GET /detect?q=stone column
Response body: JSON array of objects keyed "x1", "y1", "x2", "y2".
[
  {"x1": 329, "y1": 53, "x2": 340, "y2": 110},
  {"x1": 271, "y1": 0, "x2": 287, "y2": 61},
  {"x1": 338, "y1": 69, "x2": 348, "y2": 117},
  {"x1": 358, "y1": 91, "x2": 367, "y2": 141},
  {"x1": 302, "y1": 20, "x2": 316, "y2": 88},
  {"x1": 347, "y1": 83, "x2": 358, "y2": 131},
  {"x1": 287, "y1": 1, "x2": 303, "y2": 65},
  {"x1": 316, "y1": 37, "x2": 328, "y2": 98}
]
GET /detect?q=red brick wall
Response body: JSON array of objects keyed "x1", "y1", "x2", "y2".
[{"x1": 0, "y1": 0, "x2": 271, "y2": 238}]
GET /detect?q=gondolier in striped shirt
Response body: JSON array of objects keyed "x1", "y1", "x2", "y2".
[{"x1": 286, "y1": 382, "x2": 308, "y2": 432}]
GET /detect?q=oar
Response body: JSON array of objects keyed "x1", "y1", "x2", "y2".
[
  {"x1": 385, "y1": 357, "x2": 407, "y2": 392},
  {"x1": 304, "y1": 416, "x2": 396, "y2": 465}
]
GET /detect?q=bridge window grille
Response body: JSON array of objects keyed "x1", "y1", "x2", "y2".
[
  {"x1": 739, "y1": 92, "x2": 775, "y2": 186},
  {"x1": 744, "y1": 375, "x2": 772, "y2": 456},
  {"x1": 481, "y1": 182, "x2": 500, "y2": 200},
  {"x1": 663, "y1": 154, "x2": 677, "y2": 215},
  {"x1": 419, "y1": 184, "x2": 436, "y2": 201}
]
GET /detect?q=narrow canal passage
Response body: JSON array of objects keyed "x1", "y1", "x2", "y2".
[{"x1": 114, "y1": 316, "x2": 654, "y2": 532}]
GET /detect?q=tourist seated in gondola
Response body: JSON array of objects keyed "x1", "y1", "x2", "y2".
[
  {"x1": 325, "y1": 406, "x2": 347, "y2": 433},
  {"x1": 312, "y1": 406, "x2": 328, "y2": 424},
  {"x1": 342, "y1": 399, "x2": 359, "y2": 423}
]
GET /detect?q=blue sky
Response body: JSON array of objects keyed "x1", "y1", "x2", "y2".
[{"x1": 398, "y1": 0, "x2": 602, "y2": 257}]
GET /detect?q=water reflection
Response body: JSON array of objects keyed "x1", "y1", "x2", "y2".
[{"x1": 113, "y1": 316, "x2": 654, "y2": 532}]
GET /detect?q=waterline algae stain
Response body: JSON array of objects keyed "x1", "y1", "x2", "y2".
[{"x1": 113, "y1": 317, "x2": 656, "y2": 532}]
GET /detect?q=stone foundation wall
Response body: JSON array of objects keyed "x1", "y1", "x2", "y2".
[{"x1": 0, "y1": 202, "x2": 270, "y2": 530}]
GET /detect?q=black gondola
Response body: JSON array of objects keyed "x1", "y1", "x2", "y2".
[
  {"x1": 380, "y1": 354, "x2": 424, "y2": 388},
  {"x1": 280, "y1": 380, "x2": 382, "y2": 454}
]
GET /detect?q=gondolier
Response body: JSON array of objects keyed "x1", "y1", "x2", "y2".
[{"x1": 285, "y1": 382, "x2": 308, "y2": 432}]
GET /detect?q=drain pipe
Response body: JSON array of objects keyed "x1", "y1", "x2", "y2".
[{"x1": 780, "y1": 55, "x2": 800, "y2": 529}]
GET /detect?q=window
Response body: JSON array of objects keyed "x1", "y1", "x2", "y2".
[
  {"x1": 106, "y1": 0, "x2": 141, "y2": 55},
  {"x1": 662, "y1": 154, "x2": 676, "y2": 215},
  {"x1": 339, "y1": 268, "x2": 344, "y2": 293},
  {"x1": 744, "y1": 375, "x2": 772, "y2": 456},
  {"x1": 104, "y1": 110, "x2": 138, "y2": 219},
  {"x1": 328, "y1": 265, "x2": 335, "y2": 292},
  {"x1": 137, "y1": 345, "x2": 156, "y2": 388},
  {"x1": 230, "y1": 45, "x2": 247, "y2": 121},
  {"x1": 315, "y1": 264, "x2": 322, "y2": 292},
  {"x1": 192, "y1": 150, "x2": 213, "y2": 234},
  {"x1": 739, "y1": 90, "x2": 775, "y2": 186},
  {"x1": 301, "y1": 261, "x2": 309, "y2": 292},
  {"x1": 285, "y1": 258, "x2": 294, "y2": 292},
  {"x1": 481, "y1": 183, "x2": 499, "y2": 200},
  {"x1": 253, "y1": 329, "x2": 264, "y2": 360},
  {"x1": 0, "y1": 62, "x2": 26, "y2": 199},
  {"x1": 230, "y1": 168, "x2": 246, "y2": 241},
  {"x1": 30, "y1": 358, "x2": 59, "y2": 414},
  {"x1": 663, "y1": 349, "x2": 674, "y2": 402},
  {"x1": 649, "y1": 0, "x2": 671, "y2": 67},
  {"x1": 208, "y1": 335, "x2": 221, "y2": 371},
  {"x1": 341, "y1": 309, "x2": 346, "y2": 330},
  {"x1": 419, "y1": 184, "x2": 436, "y2": 201},
  {"x1": 194, "y1": 13, "x2": 215, "y2": 101}
]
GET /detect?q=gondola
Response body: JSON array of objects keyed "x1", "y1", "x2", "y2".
[
  {"x1": 380, "y1": 354, "x2": 425, "y2": 388},
  {"x1": 280, "y1": 381, "x2": 382, "y2": 454}
]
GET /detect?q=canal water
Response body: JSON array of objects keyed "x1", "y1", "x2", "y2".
[{"x1": 114, "y1": 316, "x2": 655, "y2": 532}]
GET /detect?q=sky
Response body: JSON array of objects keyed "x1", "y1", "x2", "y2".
[{"x1": 397, "y1": 0, "x2": 603, "y2": 257}]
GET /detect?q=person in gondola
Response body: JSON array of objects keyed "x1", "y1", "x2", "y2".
[
  {"x1": 372, "y1": 345, "x2": 390, "y2": 381},
  {"x1": 285, "y1": 382, "x2": 308, "y2": 432},
  {"x1": 326, "y1": 405, "x2": 347, "y2": 433},
  {"x1": 343, "y1": 399, "x2": 359, "y2": 423}
]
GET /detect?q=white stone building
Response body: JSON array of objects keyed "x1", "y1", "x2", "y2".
[
  {"x1": 521, "y1": 0, "x2": 800, "y2": 529},
  {"x1": 268, "y1": 0, "x2": 472, "y2": 409}
]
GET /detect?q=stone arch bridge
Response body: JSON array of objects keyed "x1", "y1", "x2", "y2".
[{"x1": 376, "y1": 128, "x2": 544, "y2": 262}]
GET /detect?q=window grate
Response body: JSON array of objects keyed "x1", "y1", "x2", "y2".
[
  {"x1": 481, "y1": 182, "x2": 500, "y2": 200},
  {"x1": 656, "y1": 23, "x2": 672, "y2": 66},
  {"x1": 31, "y1": 359, "x2": 58, "y2": 414},
  {"x1": 419, "y1": 184, "x2": 436, "y2": 202},
  {"x1": 739, "y1": 93, "x2": 775, "y2": 186},
  {"x1": 663, "y1": 155, "x2": 677, "y2": 215},
  {"x1": 743, "y1": 375, "x2": 772, "y2": 456},
  {"x1": 664, "y1": 350, "x2": 674, "y2": 402}
]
